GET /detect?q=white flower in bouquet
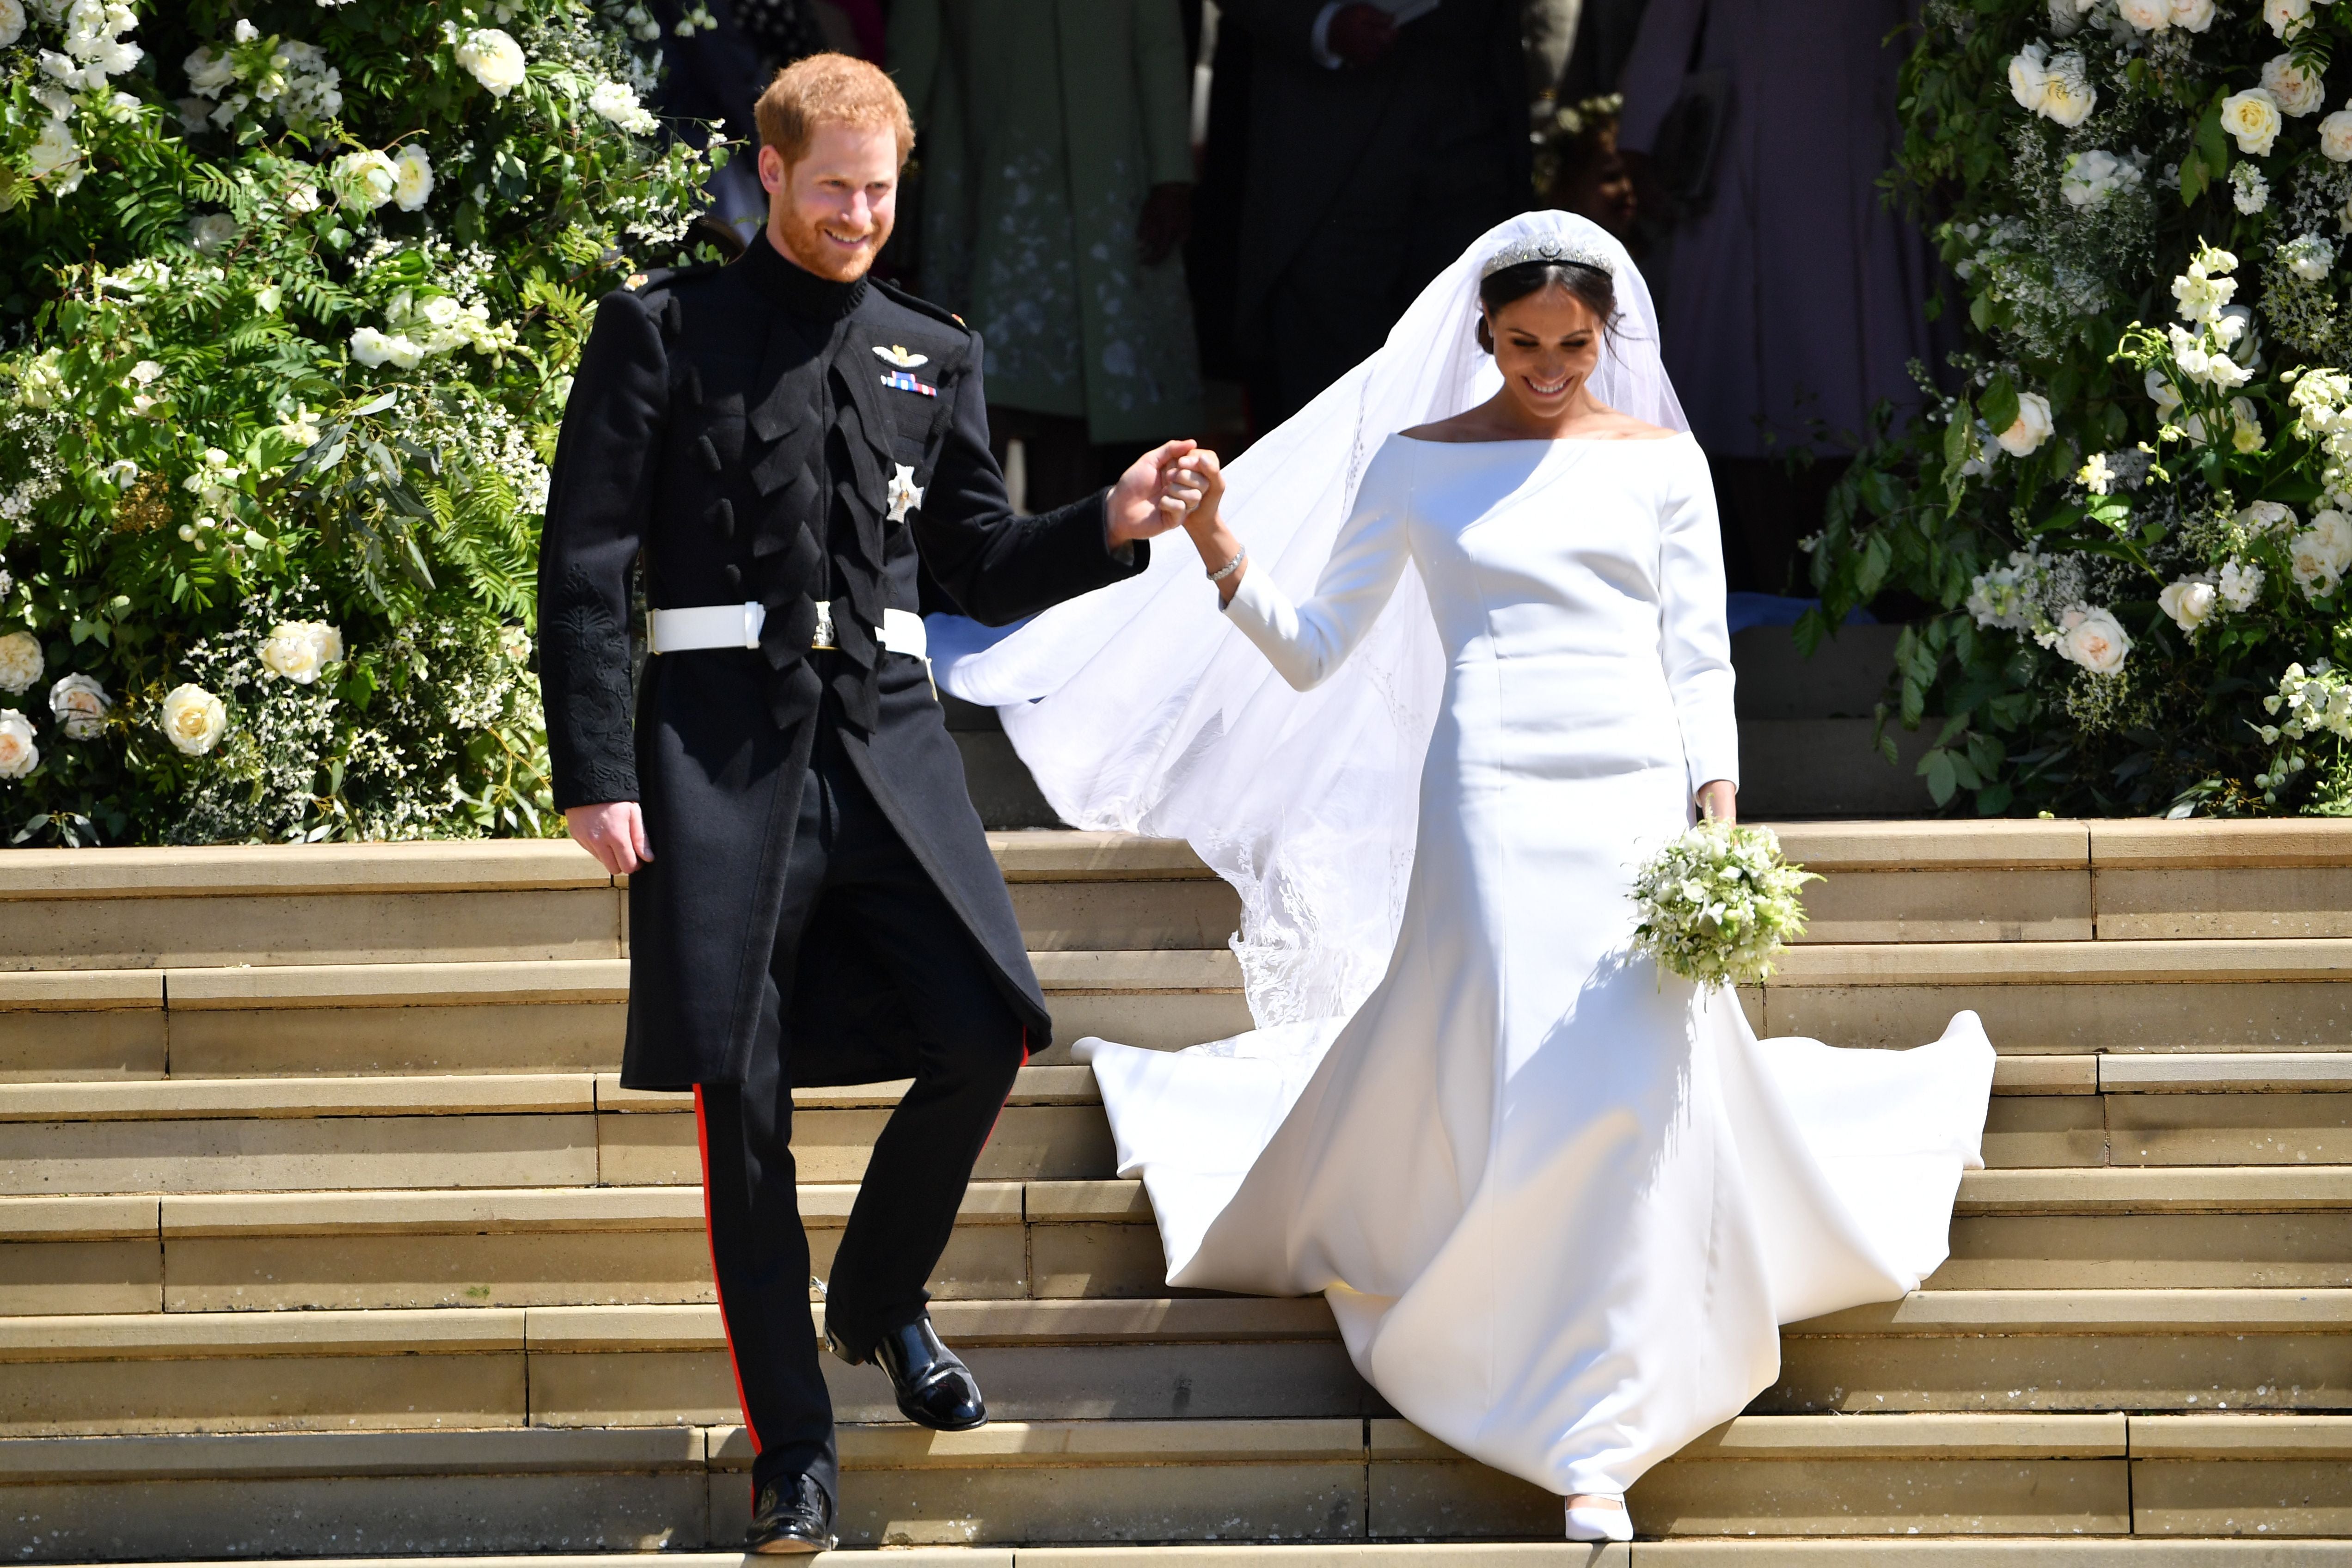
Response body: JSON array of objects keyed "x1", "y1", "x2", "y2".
[
  {"x1": 1630, "y1": 821, "x2": 1819, "y2": 989},
  {"x1": 258, "y1": 620, "x2": 344, "y2": 684},
  {"x1": 2322, "y1": 110, "x2": 2352, "y2": 161},
  {"x1": 2220, "y1": 558, "x2": 2268, "y2": 610},
  {"x1": 63, "y1": 0, "x2": 140, "y2": 80},
  {"x1": 2261, "y1": 53, "x2": 2327, "y2": 116},
  {"x1": 2232, "y1": 396, "x2": 2266, "y2": 453},
  {"x1": 0, "y1": 631, "x2": 44, "y2": 695},
  {"x1": 2159, "y1": 576, "x2": 2219, "y2": 633},
  {"x1": 2169, "y1": 0, "x2": 2217, "y2": 27},
  {"x1": 2222, "y1": 88, "x2": 2285, "y2": 154},
  {"x1": 27, "y1": 117, "x2": 83, "y2": 192},
  {"x1": 2009, "y1": 43, "x2": 2052, "y2": 107},
  {"x1": 2290, "y1": 511, "x2": 2352, "y2": 596},
  {"x1": 2052, "y1": 605, "x2": 2131, "y2": 673},
  {"x1": 2266, "y1": 0, "x2": 2314, "y2": 35},
  {"x1": 391, "y1": 143, "x2": 434, "y2": 212},
  {"x1": 455, "y1": 28, "x2": 526, "y2": 96},
  {"x1": 2060, "y1": 149, "x2": 2141, "y2": 207},
  {"x1": 2172, "y1": 251, "x2": 2237, "y2": 324},
  {"x1": 350, "y1": 325, "x2": 423, "y2": 370},
  {"x1": 1996, "y1": 392, "x2": 2054, "y2": 456},
  {"x1": 183, "y1": 44, "x2": 238, "y2": 98},
  {"x1": 331, "y1": 148, "x2": 398, "y2": 211},
  {"x1": 2283, "y1": 233, "x2": 2337, "y2": 281},
  {"x1": 2038, "y1": 52, "x2": 2096, "y2": 126},
  {"x1": 0, "y1": 0, "x2": 24, "y2": 47},
  {"x1": 47, "y1": 672, "x2": 108, "y2": 740},
  {"x1": 0, "y1": 711, "x2": 38, "y2": 781},
  {"x1": 161, "y1": 683, "x2": 227, "y2": 755},
  {"x1": 587, "y1": 79, "x2": 657, "y2": 134},
  {"x1": 2079, "y1": 452, "x2": 2116, "y2": 494},
  {"x1": 2119, "y1": 0, "x2": 2170, "y2": 28},
  {"x1": 2233, "y1": 163, "x2": 2271, "y2": 215}
]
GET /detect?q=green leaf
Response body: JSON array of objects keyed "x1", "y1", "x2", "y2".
[
  {"x1": 1980, "y1": 374, "x2": 2021, "y2": 441},
  {"x1": 1920, "y1": 747, "x2": 1959, "y2": 806}
]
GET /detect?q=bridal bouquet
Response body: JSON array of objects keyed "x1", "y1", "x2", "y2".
[{"x1": 1630, "y1": 822, "x2": 1820, "y2": 988}]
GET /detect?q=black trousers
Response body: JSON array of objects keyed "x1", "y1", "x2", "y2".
[{"x1": 694, "y1": 723, "x2": 1027, "y2": 1507}]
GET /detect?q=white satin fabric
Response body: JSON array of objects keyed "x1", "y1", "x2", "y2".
[{"x1": 1076, "y1": 432, "x2": 1996, "y2": 1499}]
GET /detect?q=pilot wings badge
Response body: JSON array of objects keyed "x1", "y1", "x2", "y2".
[{"x1": 873, "y1": 344, "x2": 930, "y2": 369}]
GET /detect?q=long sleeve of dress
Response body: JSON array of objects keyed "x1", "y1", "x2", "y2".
[
  {"x1": 1222, "y1": 445, "x2": 1412, "y2": 691},
  {"x1": 1659, "y1": 441, "x2": 1740, "y2": 795}
]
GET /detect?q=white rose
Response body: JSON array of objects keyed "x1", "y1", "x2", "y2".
[
  {"x1": 27, "y1": 117, "x2": 82, "y2": 188},
  {"x1": 2170, "y1": 0, "x2": 2215, "y2": 27},
  {"x1": 286, "y1": 183, "x2": 321, "y2": 214},
  {"x1": 331, "y1": 148, "x2": 398, "y2": 211},
  {"x1": 184, "y1": 44, "x2": 238, "y2": 97},
  {"x1": 2118, "y1": 0, "x2": 2170, "y2": 27},
  {"x1": 258, "y1": 620, "x2": 343, "y2": 683},
  {"x1": 47, "y1": 671, "x2": 108, "y2": 740},
  {"x1": 161, "y1": 683, "x2": 227, "y2": 755},
  {"x1": 2038, "y1": 53, "x2": 2096, "y2": 126},
  {"x1": 2158, "y1": 578, "x2": 2218, "y2": 632},
  {"x1": 0, "y1": 631, "x2": 43, "y2": 696},
  {"x1": 2266, "y1": 0, "x2": 2313, "y2": 35},
  {"x1": 391, "y1": 143, "x2": 434, "y2": 213},
  {"x1": 2262, "y1": 54, "x2": 2327, "y2": 116},
  {"x1": 2222, "y1": 89, "x2": 2284, "y2": 155},
  {"x1": 2057, "y1": 606, "x2": 2132, "y2": 674},
  {"x1": 0, "y1": 0, "x2": 24, "y2": 48},
  {"x1": 0, "y1": 710, "x2": 38, "y2": 781},
  {"x1": 2009, "y1": 43, "x2": 2052, "y2": 110},
  {"x1": 1996, "y1": 392, "x2": 2055, "y2": 457},
  {"x1": 455, "y1": 28, "x2": 526, "y2": 97}
]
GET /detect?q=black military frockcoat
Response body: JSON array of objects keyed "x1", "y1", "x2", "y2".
[{"x1": 538, "y1": 234, "x2": 1146, "y2": 1091}]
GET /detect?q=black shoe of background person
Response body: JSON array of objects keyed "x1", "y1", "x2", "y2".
[
  {"x1": 745, "y1": 1472, "x2": 836, "y2": 1555},
  {"x1": 826, "y1": 1312, "x2": 989, "y2": 1431}
]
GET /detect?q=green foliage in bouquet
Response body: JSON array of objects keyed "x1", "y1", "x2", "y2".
[
  {"x1": 0, "y1": 0, "x2": 722, "y2": 844},
  {"x1": 1806, "y1": 0, "x2": 2352, "y2": 816},
  {"x1": 1629, "y1": 821, "x2": 1819, "y2": 989}
]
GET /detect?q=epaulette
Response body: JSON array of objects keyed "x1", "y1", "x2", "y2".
[{"x1": 874, "y1": 277, "x2": 973, "y2": 337}]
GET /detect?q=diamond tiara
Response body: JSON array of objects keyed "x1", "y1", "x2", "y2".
[{"x1": 1479, "y1": 235, "x2": 1616, "y2": 280}]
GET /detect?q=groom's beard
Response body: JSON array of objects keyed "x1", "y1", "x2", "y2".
[{"x1": 775, "y1": 204, "x2": 891, "y2": 283}]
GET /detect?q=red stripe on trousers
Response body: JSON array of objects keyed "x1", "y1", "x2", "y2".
[{"x1": 694, "y1": 1084, "x2": 761, "y2": 1456}]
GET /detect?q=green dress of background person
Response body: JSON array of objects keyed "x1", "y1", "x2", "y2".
[{"x1": 890, "y1": 0, "x2": 1203, "y2": 447}]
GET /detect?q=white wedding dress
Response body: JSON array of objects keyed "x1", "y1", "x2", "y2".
[{"x1": 935, "y1": 213, "x2": 1996, "y2": 1503}]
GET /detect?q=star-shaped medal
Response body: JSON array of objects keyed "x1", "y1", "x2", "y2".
[{"x1": 887, "y1": 463, "x2": 925, "y2": 524}]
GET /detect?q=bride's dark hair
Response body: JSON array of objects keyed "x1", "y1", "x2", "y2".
[{"x1": 1475, "y1": 259, "x2": 1617, "y2": 353}]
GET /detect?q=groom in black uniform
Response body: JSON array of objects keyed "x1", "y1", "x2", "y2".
[{"x1": 538, "y1": 54, "x2": 1197, "y2": 1554}]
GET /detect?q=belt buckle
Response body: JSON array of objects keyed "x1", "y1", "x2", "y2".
[{"x1": 811, "y1": 600, "x2": 836, "y2": 651}]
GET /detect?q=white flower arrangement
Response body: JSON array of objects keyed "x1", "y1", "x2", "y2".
[
  {"x1": 1630, "y1": 821, "x2": 1820, "y2": 989},
  {"x1": 587, "y1": 79, "x2": 656, "y2": 134},
  {"x1": 2160, "y1": 576, "x2": 2220, "y2": 633},
  {"x1": 47, "y1": 671, "x2": 108, "y2": 739},
  {"x1": 391, "y1": 144, "x2": 434, "y2": 213},
  {"x1": 331, "y1": 148, "x2": 398, "y2": 212},
  {"x1": 2047, "y1": 604, "x2": 2132, "y2": 674},
  {"x1": 258, "y1": 620, "x2": 344, "y2": 684},
  {"x1": 1996, "y1": 391, "x2": 2055, "y2": 455},
  {"x1": 2221, "y1": 87, "x2": 2285, "y2": 154}
]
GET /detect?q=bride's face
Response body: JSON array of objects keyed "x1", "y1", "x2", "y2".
[{"x1": 1483, "y1": 286, "x2": 1603, "y2": 419}]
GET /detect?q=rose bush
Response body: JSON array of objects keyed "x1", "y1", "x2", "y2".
[
  {"x1": 1807, "y1": 0, "x2": 2352, "y2": 815},
  {"x1": 0, "y1": 1, "x2": 721, "y2": 844}
]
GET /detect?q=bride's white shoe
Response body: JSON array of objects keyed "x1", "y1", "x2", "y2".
[{"x1": 1564, "y1": 1495, "x2": 1633, "y2": 1543}]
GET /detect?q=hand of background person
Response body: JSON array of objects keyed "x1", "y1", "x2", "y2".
[
  {"x1": 1696, "y1": 780, "x2": 1736, "y2": 825},
  {"x1": 1328, "y1": 3, "x2": 1398, "y2": 66},
  {"x1": 1108, "y1": 438, "x2": 1205, "y2": 547},
  {"x1": 567, "y1": 801, "x2": 652, "y2": 876},
  {"x1": 1137, "y1": 183, "x2": 1194, "y2": 266}
]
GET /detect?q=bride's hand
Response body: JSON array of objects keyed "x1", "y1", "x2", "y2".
[
  {"x1": 1169, "y1": 449, "x2": 1247, "y2": 603},
  {"x1": 1697, "y1": 780, "x2": 1736, "y2": 824}
]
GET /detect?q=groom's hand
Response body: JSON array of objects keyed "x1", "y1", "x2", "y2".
[
  {"x1": 567, "y1": 801, "x2": 653, "y2": 876},
  {"x1": 1107, "y1": 438, "x2": 1202, "y2": 547}
]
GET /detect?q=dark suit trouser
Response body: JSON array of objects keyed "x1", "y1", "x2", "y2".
[{"x1": 695, "y1": 721, "x2": 1027, "y2": 1509}]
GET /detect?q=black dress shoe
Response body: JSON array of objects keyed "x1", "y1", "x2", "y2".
[
  {"x1": 745, "y1": 1472, "x2": 835, "y2": 1555},
  {"x1": 827, "y1": 1312, "x2": 988, "y2": 1430}
]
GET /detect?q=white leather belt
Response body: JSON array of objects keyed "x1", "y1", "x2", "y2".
[{"x1": 647, "y1": 600, "x2": 928, "y2": 659}]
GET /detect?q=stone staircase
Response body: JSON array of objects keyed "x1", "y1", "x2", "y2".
[{"x1": 4, "y1": 822, "x2": 2352, "y2": 1562}]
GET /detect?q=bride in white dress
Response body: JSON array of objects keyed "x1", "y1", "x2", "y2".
[{"x1": 936, "y1": 214, "x2": 1996, "y2": 1542}]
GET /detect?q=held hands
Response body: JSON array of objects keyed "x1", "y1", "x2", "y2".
[
  {"x1": 1108, "y1": 438, "x2": 1209, "y2": 548},
  {"x1": 567, "y1": 801, "x2": 653, "y2": 876}
]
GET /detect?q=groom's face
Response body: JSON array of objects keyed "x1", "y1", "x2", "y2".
[{"x1": 760, "y1": 122, "x2": 899, "y2": 283}]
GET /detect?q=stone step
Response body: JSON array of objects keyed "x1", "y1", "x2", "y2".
[
  {"x1": 4, "y1": 1289, "x2": 2348, "y2": 1439},
  {"x1": 11, "y1": 1054, "x2": 2345, "y2": 1200},
  {"x1": 4, "y1": 1413, "x2": 2351, "y2": 1556},
  {"x1": 12, "y1": 1164, "x2": 2352, "y2": 1317}
]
